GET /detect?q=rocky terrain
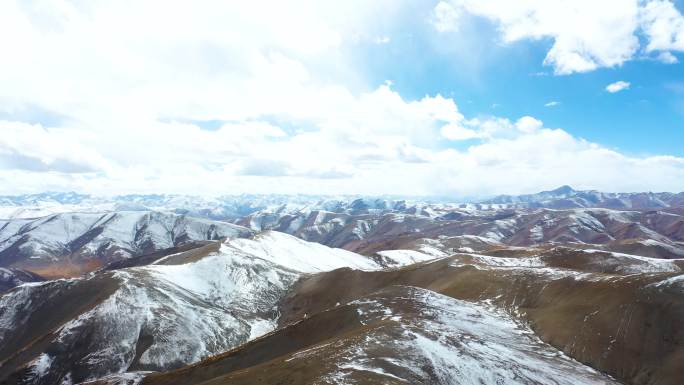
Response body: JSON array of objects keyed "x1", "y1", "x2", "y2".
[
  {"x1": 0, "y1": 231, "x2": 404, "y2": 385},
  {"x1": 0, "y1": 211, "x2": 252, "y2": 280},
  {"x1": 0, "y1": 268, "x2": 44, "y2": 293},
  {"x1": 141, "y1": 286, "x2": 623, "y2": 385},
  {"x1": 236, "y1": 204, "x2": 684, "y2": 260},
  {"x1": 0, "y1": 189, "x2": 683, "y2": 385},
  {"x1": 75, "y1": 246, "x2": 683, "y2": 385}
]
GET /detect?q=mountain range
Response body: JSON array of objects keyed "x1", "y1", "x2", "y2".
[
  {"x1": 2, "y1": 186, "x2": 683, "y2": 222},
  {"x1": 0, "y1": 187, "x2": 683, "y2": 385}
]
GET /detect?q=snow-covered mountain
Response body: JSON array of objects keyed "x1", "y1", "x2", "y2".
[
  {"x1": 2, "y1": 190, "x2": 684, "y2": 385},
  {"x1": 235, "y1": 206, "x2": 684, "y2": 259},
  {"x1": 3, "y1": 187, "x2": 683, "y2": 222},
  {"x1": 2, "y1": 229, "x2": 684, "y2": 385},
  {"x1": 478, "y1": 185, "x2": 684, "y2": 210},
  {"x1": 131, "y1": 248, "x2": 683, "y2": 385},
  {"x1": 0, "y1": 231, "x2": 391, "y2": 385},
  {"x1": 0, "y1": 211, "x2": 252, "y2": 278},
  {"x1": 2, "y1": 193, "x2": 684, "y2": 286},
  {"x1": 0, "y1": 192, "x2": 429, "y2": 221},
  {"x1": 142, "y1": 286, "x2": 622, "y2": 385}
]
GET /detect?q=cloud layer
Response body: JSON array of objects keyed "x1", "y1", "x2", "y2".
[{"x1": 0, "y1": 0, "x2": 683, "y2": 197}]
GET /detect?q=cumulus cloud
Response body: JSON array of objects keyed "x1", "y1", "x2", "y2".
[
  {"x1": 515, "y1": 116, "x2": 543, "y2": 133},
  {"x1": 433, "y1": 0, "x2": 684, "y2": 74},
  {"x1": 606, "y1": 81, "x2": 631, "y2": 93},
  {"x1": 640, "y1": 0, "x2": 684, "y2": 52}
]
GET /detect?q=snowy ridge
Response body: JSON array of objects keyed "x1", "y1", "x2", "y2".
[
  {"x1": 221, "y1": 231, "x2": 381, "y2": 272},
  {"x1": 375, "y1": 249, "x2": 440, "y2": 266},
  {"x1": 581, "y1": 249, "x2": 683, "y2": 273},
  {"x1": 0, "y1": 231, "x2": 384, "y2": 384},
  {"x1": 0, "y1": 211, "x2": 252, "y2": 276}
]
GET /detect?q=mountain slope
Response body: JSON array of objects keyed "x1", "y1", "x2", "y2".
[
  {"x1": 236, "y1": 207, "x2": 684, "y2": 259},
  {"x1": 4, "y1": 230, "x2": 683, "y2": 385},
  {"x1": 80, "y1": 246, "x2": 684, "y2": 385},
  {"x1": 0, "y1": 268, "x2": 44, "y2": 293},
  {"x1": 275, "y1": 251, "x2": 684, "y2": 385},
  {"x1": 141, "y1": 286, "x2": 620, "y2": 385},
  {"x1": 0, "y1": 232, "x2": 384, "y2": 385},
  {"x1": 0, "y1": 211, "x2": 252, "y2": 278}
]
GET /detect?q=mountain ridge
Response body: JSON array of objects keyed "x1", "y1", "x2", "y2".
[{"x1": 2, "y1": 186, "x2": 684, "y2": 221}]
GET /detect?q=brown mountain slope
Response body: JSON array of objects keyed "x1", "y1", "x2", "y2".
[
  {"x1": 277, "y1": 254, "x2": 684, "y2": 385},
  {"x1": 142, "y1": 285, "x2": 619, "y2": 385},
  {"x1": 126, "y1": 249, "x2": 684, "y2": 385}
]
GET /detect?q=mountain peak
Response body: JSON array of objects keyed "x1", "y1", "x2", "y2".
[{"x1": 549, "y1": 185, "x2": 575, "y2": 194}]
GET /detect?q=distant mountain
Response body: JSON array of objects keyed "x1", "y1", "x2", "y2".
[
  {"x1": 236, "y1": 206, "x2": 684, "y2": 259},
  {"x1": 0, "y1": 192, "x2": 297, "y2": 220},
  {"x1": 1, "y1": 188, "x2": 683, "y2": 223},
  {"x1": 0, "y1": 192, "x2": 422, "y2": 221},
  {"x1": 478, "y1": 185, "x2": 684, "y2": 209},
  {"x1": 0, "y1": 211, "x2": 252, "y2": 278}
]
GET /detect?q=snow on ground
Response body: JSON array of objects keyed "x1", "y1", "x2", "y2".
[
  {"x1": 448, "y1": 254, "x2": 546, "y2": 269},
  {"x1": 0, "y1": 230, "x2": 388, "y2": 384},
  {"x1": 470, "y1": 255, "x2": 546, "y2": 267},
  {"x1": 582, "y1": 249, "x2": 682, "y2": 273},
  {"x1": 78, "y1": 371, "x2": 151, "y2": 385},
  {"x1": 529, "y1": 224, "x2": 544, "y2": 242},
  {"x1": 649, "y1": 274, "x2": 684, "y2": 290},
  {"x1": 638, "y1": 239, "x2": 684, "y2": 257},
  {"x1": 43, "y1": 237, "x2": 324, "y2": 378},
  {"x1": 324, "y1": 286, "x2": 619, "y2": 385},
  {"x1": 375, "y1": 250, "x2": 439, "y2": 266},
  {"x1": 222, "y1": 231, "x2": 380, "y2": 272},
  {"x1": 0, "y1": 211, "x2": 251, "y2": 262},
  {"x1": 446, "y1": 248, "x2": 681, "y2": 276},
  {"x1": 28, "y1": 353, "x2": 53, "y2": 378}
]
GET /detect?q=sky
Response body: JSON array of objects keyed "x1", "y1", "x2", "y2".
[{"x1": 1, "y1": 0, "x2": 684, "y2": 197}]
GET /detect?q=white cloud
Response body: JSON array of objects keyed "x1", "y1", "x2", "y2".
[
  {"x1": 0, "y1": 1, "x2": 682, "y2": 197},
  {"x1": 515, "y1": 116, "x2": 543, "y2": 133},
  {"x1": 0, "y1": 121, "x2": 111, "y2": 173},
  {"x1": 641, "y1": 0, "x2": 684, "y2": 52},
  {"x1": 1, "y1": 109, "x2": 682, "y2": 196},
  {"x1": 606, "y1": 81, "x2": 631, "y2": 93},
  {"x1": 433, "y1": 0, "x2": 684, "y2": 74},
  {"x1": 431, "y1": 128, "x2": 684, "y2": 196},
  {"x1": 431, "y1": 1, "x2": 461, "y2": 33},
  {"x1": 544, "y1": 101, "x2": 561, "y2": 107},
  {"x1": 441, "y1": 124, "x2": 478, "y2": 140},
  {"x1": 657, "y1": 51, "x2": 679, "y2": 63}
]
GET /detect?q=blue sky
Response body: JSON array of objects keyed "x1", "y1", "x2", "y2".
[
  {"x1": 352, "y1": 5, "x2": 684, "y2": 157},
  {"x1": 0, "y1": 0, "x2": 683, "y2": 196}
]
